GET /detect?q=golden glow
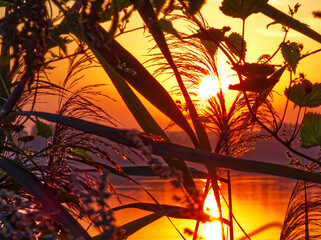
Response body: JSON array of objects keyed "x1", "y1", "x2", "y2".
[
  {"x1": 197, "y1": 75, "x2": 229, "y2": 100},
  {"x1": 202, "y1": 188, "x2": 223, "y2": 240}
]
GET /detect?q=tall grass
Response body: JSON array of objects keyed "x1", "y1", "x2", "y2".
[{"x1": 1, "y1": 0, "x2": 321, "y2": 239}]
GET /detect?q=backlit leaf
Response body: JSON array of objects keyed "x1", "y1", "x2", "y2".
[
  {"x1": 300, "y1": 112, "x2": 321, "y2": 149},
  {"x1": 220, "y1": 0, "x2": 268, "y2": 20},
  {"x1": 260, "y1": 4, "x2": 321, "y2": 44},
  {"x1": 285, "y1": 81, "x2": 321, "y2": 108},
  {"x1": 20, "y1": 112, "x2": 321, "y2": 184},
  {"x1": 158, "y1": 18, "x2": 181, "y2": 39},
  {"x1": 200, "y1": 39, "x2": 218, "y2": 56},
  {"x1": 281, "y1": 41, "x2": 302, "y2": 73},
  {"x1": 225, "y1": 32, "x2": 246, "y2": 58},
  {"x1": 36, "y1": 120, "x2": 52, "y2": 139},
  {"x1": 71, "y1": 148, "x2": 93, "y2": 161}
]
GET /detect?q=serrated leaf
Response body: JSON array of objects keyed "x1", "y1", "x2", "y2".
[
  {"x1": 71, "y1": 148, "x2": 93, "y2": 161},
  {"x1": 200, "y1": 39, "x2": 218, "y2": 56},
  {"x1": 285, "y1": 81, "x2": 321, "y2": 108},
  {"x1": 225, "y1": 32, "x2": 246, "y2": 58},
  {"x1": 281, "y1": 42, "x2": 301, "y2": 73},
  {"x1": 36, "y1": 120, "x2": 52, "y2": 138},
  {"x1": 220, "y1": 0, "x2": 268, "y2": 20},
  {"x1": 158, "y1": 19, "x2": 181, "y2": 39},
  {"x1": 300, "y1": 112, "x2": 321, "y2": 149}
]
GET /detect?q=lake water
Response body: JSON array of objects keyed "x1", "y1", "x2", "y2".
[{"x1": 99, "y1": 171, "x2": 297, "y2": 240}]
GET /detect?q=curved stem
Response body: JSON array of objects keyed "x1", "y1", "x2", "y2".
[
  {"x1": 264, "y1": 27, "x2": 289, "y2": 64},
  {"x1": 276, "y1": 72, "x2": 292, "y2": 133},
  {"x1": 243, "y1": 92, "x2": 320, "y2": 165}
]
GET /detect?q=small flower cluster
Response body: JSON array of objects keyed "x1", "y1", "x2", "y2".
[
  {"x1": 126, "y1": 131, "x2": 183, "y2": 187},
  {"x1": 72, "y1": 171, "x2": 123, "y2": 240}
]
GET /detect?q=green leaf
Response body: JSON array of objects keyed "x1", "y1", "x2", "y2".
[
  {"x1": 36, "y1": 120, "x2": 52, "y2": 138},
  {"x1": 20, "y1": 112, "x2": 321, "y2": 185},
  {"x1": 220, "y1": 0, "x2": 268, "y2": 20},
  {"x1": 281, "y1": 41, "x2": 302, "y2": 73},
  {"x1": 285, "y1": 81, "x2": 321, "y2": 108},
  {"x1": 300, "y1": 112, "x2": 321, "y2": 149},
  {"x1": 158, "y1": 18, "x2": 181, "y2": 39},
  {"x1": 225, "y1": 32, "x2": 246, "y2": 58},
  {"x1": 64, "y1": 12, "x2": 85, "y2": 40},
  {"x1": 71, "y1": 148, "x2": 94, "y2": 161}
]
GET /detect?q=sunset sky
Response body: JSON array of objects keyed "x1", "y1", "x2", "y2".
[{"x1": 49, "y1": 0, "x2": 321, "y2": 130}]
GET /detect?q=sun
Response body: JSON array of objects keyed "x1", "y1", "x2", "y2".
[
  {"x1": 202, "y1": 188, "x2": 223, "y2": 240},
  {"x1": 197, "y1": 75, "x2": 227, "y2": 99}
]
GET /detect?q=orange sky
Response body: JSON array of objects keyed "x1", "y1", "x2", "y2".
[{"x1": 47, "y1": 0, "x2": 321, "y2": 130}]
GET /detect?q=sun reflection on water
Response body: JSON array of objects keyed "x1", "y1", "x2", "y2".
[{"x1": 202, "y1": 188, "x2": 223, "y2": 240}]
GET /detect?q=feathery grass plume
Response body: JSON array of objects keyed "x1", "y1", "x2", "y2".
[
  {"x1": 146, "y1": 13, "x2": 277, "y2": 157},
  {"x1": 280, "y1": 178, "x2": 321, "y2": 239},
  {"x1": 0, "y1": 43, "x2": 139, "y2": 234},
  {"x1": 204, "y1": 91, "x2": 271, "y2": 158}
]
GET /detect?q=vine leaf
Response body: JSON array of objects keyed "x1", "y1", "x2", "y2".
[
  {"x1": 281, "y1": 41, "x2": 302, "y2": 73},
  {"x1": 285, "y1": 81, "x2": 321, "y2": 108},
  {"x1": 189, "y1": 27, "x2": 230, "y2": 56},
  {"x1": 36, "y1": 120, "x2": 52, "y2": 139},
  {"x1": 225, "y1": 32, "x2": 246, "y2": 58},
  {"x1": 220, "y1": 0, "x2": 268, "y2": 20},
  {"x1": 201, "y1": 39, "x2": 219, "y2": 56},
  {"x1": 300, "y1": 112, "x2": 321, "y2": 149},
  {"x1": 158, "y1": 18, "x2": 181, "y2": 39}
]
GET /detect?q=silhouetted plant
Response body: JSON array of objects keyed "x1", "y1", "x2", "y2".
[{"x1": 1, "y1": 0, "x2": 321, "y2": 239}]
